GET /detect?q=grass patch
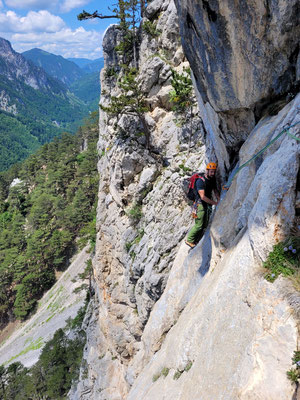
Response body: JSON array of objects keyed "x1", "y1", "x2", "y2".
[
  {"x1": 6, "y1": 337, "x2": 44, "y2": 364},
  {"x1": 152, "y1": 366, "x2": 170, "y2": 382},
  {"x1": 173, "y1": 370, "x2": 182, "y2": 380},
  {"x1": 45, "y1": 314, "x2": 55, "y2": 323},
  {"x1": 184, "y1": 361, "x2": 193, "y2": 372},
  {"x1": 135, "y1": 229, "x2": 145, "y2": 244},
  {"x1": 125, "y1": 229, "x2": 145, "y2": 253},
  {"x1": 125, "y1": 241, "x2": 133, "y2": 252},
  {"x1": 287, "y1": 350, "x2": 300, "y2": 383},
  {"x1": 179, "y1": 164, "x2": 192, "y2": 173},
  {"x1": 152, "y1": 372, "x2": 161, "y2": 382},
  {"x1": 264, "y1": 236, "x2": 299, "y2": 283},
  {"x1": 127, "y1": 203, "x2": 143, "y2": 224}
]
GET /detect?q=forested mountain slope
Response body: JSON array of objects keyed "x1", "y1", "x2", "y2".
[
  {"x1": 0, "y1": 112, "x2": 99, "y2": 327},
  {"x1": 69, "y1": 71, "x2": 100, "y2": 110},
  {"x1": 23, "y1": 47, "x2": 102, "y2": 113},
  {"x1": 22, "y1": 48, "x2": 85, "y2": 86},
  {"x1": 0, "y1": 38, "x2": 89, "y2": 171}
]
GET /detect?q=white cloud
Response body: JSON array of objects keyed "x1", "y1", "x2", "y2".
[
  {"x1": 8, "y1": 27, "x2": 103, "y2": 59},
  {"x1": 60, "y1": 0, "x2": 91, "y2": 13},
  {"x1": 4, "y1": 0, "x2": 58, "y2": 9},
  {"x1": 0, "y1": 8, "x2": 103, "y2": 59},
  {"x1": 0, "y1": 10, "x2": 65, "y2": 32},
  {"x1": 4, "y1": 0, "x2": 92, "y2": 12}
]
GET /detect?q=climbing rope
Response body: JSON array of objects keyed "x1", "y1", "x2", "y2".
[{"x1": 223, "y1": 120, "x2": 300, "y2": 190}]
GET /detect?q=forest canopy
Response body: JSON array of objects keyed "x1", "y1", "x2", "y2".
[{"x1": 0, "y1": 111, "x2": 99, "y2": 325}]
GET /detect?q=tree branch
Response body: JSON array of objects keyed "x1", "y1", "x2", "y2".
[{"x1": 77, "y1": 10, "x2": 116, "y2": 21}]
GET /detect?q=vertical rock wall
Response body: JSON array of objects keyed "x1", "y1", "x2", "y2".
[
  {"x1": 126, "y1": 93, "x2": 300, "y2": 400},
  {"x1": 72, "y1": 1, "x2": 206, "y2": 398},
  {"x1": 174, "y1": 0, "x2": 300, "y2": 176},
  {"x1": 72, "y1": 0, "x2": 300, "y2": 399},
  {"x1": 174, "y1": 0, "x2": 300, "y2": 111}
]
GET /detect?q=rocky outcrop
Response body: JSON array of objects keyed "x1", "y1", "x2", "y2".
[
  {"x1": 71, "y1": 1, "x2": 205, "y2": 398},
  {"x1": 72, "y1": 0, "x2": 300, "y2": 399},
  {"x1": 0, "y1": 90, "x2": 17, "y2": 115}
]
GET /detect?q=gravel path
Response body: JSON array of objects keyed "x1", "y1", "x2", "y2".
[{"x1": 0, "y1": 246, "x2": 90, "y2": 367}]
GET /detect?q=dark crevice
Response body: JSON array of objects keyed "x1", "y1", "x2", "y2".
[
  {"x1": 292, "y1": 382, "x2": 299, "y2": 400},
  {"x1": 186, "y1": 12, "x2": 199, "y2": 37},
  {"x1": 296, "y1": 166, "x2": 300, "y2": 216},
  {"x1": 227, "y1": 140, "x2": 245, "y2": 167},
  {"x1": 289, "y1": 43, "x2": 299, "y2": 64},
  {"x1": 202, "y1": 0, "x2": 218, "y2": 22},
  {"x1": 254, "y1": 81, "x2": 300, "y2": 123},
  {"x1": 296, "y1": 166, "x2": 300, "y2": 192},
  {"x1": 265, "y1": 0, "x2": 271, "y2": 21}
]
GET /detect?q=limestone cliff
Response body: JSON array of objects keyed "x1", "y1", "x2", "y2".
[{"x1": 71, "y1": 0, "x2": 300, "y2": 399}]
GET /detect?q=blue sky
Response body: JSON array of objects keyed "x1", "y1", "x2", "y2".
[{"x1": 0, "y1": 0, "x2": 119, "y2": 59}]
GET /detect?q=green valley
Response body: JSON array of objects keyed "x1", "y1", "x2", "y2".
[{"x1": 69, "y1": 71, "x2": 100, "y2": 110}]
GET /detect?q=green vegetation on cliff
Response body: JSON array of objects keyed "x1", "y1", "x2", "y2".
[{"x1": 0, "y1": 112, "x2": 99, "y2": 324}]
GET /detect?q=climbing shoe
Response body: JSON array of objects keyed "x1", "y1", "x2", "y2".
[{"x1": 185, "y1": 241, "x2": 196, "y2": 248}]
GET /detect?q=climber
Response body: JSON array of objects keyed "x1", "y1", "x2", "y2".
[{"x1": 185, "y1": 162, "x2": 220, "y2": 248}]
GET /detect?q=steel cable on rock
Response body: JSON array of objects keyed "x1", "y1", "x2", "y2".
[{"x1": 223, "y1": 120, "x2": 300, "y2": 190}]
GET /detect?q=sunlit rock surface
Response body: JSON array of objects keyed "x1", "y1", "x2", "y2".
[
  {"x1": 0, "y1": 247, "x2": 89, "y2": 368},
  {"x1": 72, "y1": 0, "x2": 300, "y2": 398},
  {"x1": 127, "y1": 94, "x2": 300, "y2": 400}
]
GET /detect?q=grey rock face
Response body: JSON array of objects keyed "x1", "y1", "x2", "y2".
[
  {"x1": 126, "y1": 93, "x2": 300, "y2": 400},
  {"x1": 102, "y1": 25, "x2": 123, "y2": 69},
  {"x1": 173, "y1": 0, "x2": 300, "y2": 112},
  {"x1": 0, "y1": 90, "x2": 17, "y2": 115},
  {"x1": 72, "y1": 1, "x2": 204, "y2": 398},
  {"x1": 74, "y1": 0, "x2": 300, "y2": 399}
]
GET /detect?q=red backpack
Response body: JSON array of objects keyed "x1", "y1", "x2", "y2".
[{"x1": 187, "y1": 173, "x2": 205, "y2": 201}]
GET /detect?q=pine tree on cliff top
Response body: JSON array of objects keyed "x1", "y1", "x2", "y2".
[
  {"x1": 100, "y1": 66, "x2": 150, "y2": 148},
  {"x1": 78, "y1": 0, "x2": 142, "y2": 66}
]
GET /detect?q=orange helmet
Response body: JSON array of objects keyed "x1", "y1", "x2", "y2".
[{"x1": 206, "y1": 162, "x2": 217, "y2": 170}]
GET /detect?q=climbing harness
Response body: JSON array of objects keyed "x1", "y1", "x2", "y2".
[{"x1": 223, "y1": 120, "x2": 300, "y2": 190}]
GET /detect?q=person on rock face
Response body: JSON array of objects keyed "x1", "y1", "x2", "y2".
[{"x1": 185, "y1": 162, "x2": 220, "y2": 248}]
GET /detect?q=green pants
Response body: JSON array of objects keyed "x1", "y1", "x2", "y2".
[{"x1": 186, "y1": 203, "x2": 211, "y2": 244}]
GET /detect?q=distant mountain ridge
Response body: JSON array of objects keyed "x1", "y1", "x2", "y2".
[
  {"x1": 23, "y1": 48, "x2": 103, "y2": 110},
  {"x1": 0, "y1": 38, "x2": 89, "y2": 171},
  {"x1": 68, "y1": 57, "x2": 104, "y2": 73},
  {"x1": 22, "y1": 48, "x2": 86, "y2": 86},
  {"x1": 0, "y1": 39, "x2": 66, "y2": 95}
]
